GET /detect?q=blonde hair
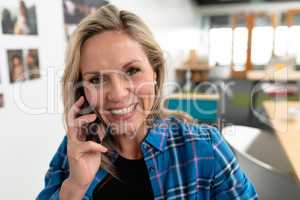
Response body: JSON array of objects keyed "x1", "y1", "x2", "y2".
[{"x1": 61, "y1": 4, "x2": 194, "y2": 175}]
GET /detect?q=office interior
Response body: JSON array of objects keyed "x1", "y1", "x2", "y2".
[{"x1": 0, "y1": 0, "x2": 300, "y2": 199}]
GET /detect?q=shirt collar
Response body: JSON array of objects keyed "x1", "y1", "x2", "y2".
[{"x1": 142, "y1": 116, "x2": 170, "y2": 152}]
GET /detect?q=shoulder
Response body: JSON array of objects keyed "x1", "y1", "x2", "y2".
[
  {"x1": 164, "y1": 115, "x2": 221, "y2": 142},
  {"x1": 161, "y1": 116, "x2": 241, "y2": 178},
  {"x1": 160, "y1": 115, "x2": 222, "y2": 154}
]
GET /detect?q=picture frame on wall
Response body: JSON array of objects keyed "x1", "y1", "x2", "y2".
[
  {"x1": 63, "y1": 0, "x2": 108, "y2": 39},
  {"x1": 7, "y1": 48, "x2": 40, "y2": 83},
  {"x1": 7, "y1": 49, "x2": 24, "y2": 83},
  {"x1": 0, "y1": 0, "x2": 38, "y2": 35},
  {"x1": 0, "y1": 93, "x2": 4, "y2": 108}
]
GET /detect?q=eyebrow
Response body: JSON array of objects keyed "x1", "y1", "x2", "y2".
[{"x1": 82, "y1": 59, "x2": 141, "y2": 77}]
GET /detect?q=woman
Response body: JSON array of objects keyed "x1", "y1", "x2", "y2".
[
  {"x1": 10, "y1": 54, "x2": 26, "y2": 83},
  {"x1": 27, "y1": 50, "x2": 40, "y2": 80},
  {"x1": 14, "y1": 0, "x2": 30, "y2": 35},
  {"x1": 1, "y1": 8, "x2": 14, "y2": 34},
  {"x1": 37, "y1": 4, "x2": 258, "y2": 200}
]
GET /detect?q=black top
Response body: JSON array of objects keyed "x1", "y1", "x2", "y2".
[{"x1": 92, "y1": 155, "x2": 154, "y2": 200}]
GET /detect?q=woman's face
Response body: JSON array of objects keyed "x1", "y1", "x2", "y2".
[
  {"x1": 12, "y1": 56, "x2": 21, "y2": 66},
  {"x1": 27, "y1": 54, "x2": 34, "y2": 65},
  {"x1": 80, "y1": 31, "x2": 157, "y2": 137}
]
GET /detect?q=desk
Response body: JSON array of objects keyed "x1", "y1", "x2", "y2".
[
  {"x1": 166, "y1": 93, "x2": 219, "y2": 100},
  {"x1": 263, "y1": 101, "x2": 300, "y2": 184},
  {"x1": 247, "y1": 70, "x2": 300, "y2": 81},
  {"x1": 164, "y1": 93, "x2": 219, "y2": 123},
  {"x1": 246, "y1": 70, "x2": 300, "y2": 122}
]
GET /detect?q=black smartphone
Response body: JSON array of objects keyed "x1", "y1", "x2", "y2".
[{"x1": 75, "y1": 85, "x2": 103, "y2": 144}]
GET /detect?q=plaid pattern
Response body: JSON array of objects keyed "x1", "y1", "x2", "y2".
[{"x1": 37, "y1": 116, "x2": 258, "y2": 200}]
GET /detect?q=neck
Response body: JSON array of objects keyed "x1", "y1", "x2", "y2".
[{"x1": 113, "y1": 124, "x2": 147, "y2": 160}]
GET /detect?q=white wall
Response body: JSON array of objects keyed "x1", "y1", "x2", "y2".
[
  {"x1": 0, "y1": 0, "x2": 66, "y2": 199},
  {"x1": 0, "y1": 0, "x2": 200, "y2": 199}
]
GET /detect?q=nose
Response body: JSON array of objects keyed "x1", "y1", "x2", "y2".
[{"x1": 107, "y1": 75, "x2": 130, "y2": 102}]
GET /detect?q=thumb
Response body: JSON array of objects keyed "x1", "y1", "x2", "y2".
[{"x1": 79, "y1": 141, "x2": 108, "y2": 154}]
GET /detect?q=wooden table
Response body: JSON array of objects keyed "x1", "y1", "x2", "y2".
[
  {"x1": 263, "y1": 101, "x2": 300, "y2": 184},
  {"x1": 246, "y1": 70, "x2": 300, "y2": 122},
  {"x1": 166, "y1": 93, "x2": 219, "y2": 100},
  {"x1": 247, "y1": 70, "x2": 300, "y2": 81}
]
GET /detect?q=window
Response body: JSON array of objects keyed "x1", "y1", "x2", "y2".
[
  {"x1": 232, "y1": 16, "x2": 248, "y2": 71},
  {"x1": 208, "y1": 16, "x2": 232, "y2": 66},
  {"x1": 251, "y1": 15, "x2": 274, "y2": 69},
  {"x1": 209, "y1": 28, "x2": 232, "y2": 66},
  {"x1": 274, "y1": 26, "x2": 289, "y2": 57},
  {"x1": 205, "y1": 10, "x2": 300, "y2": 76},
  {"x1": 251, "y1": 26, "x2": 274, "y2": 66},
  {"x1": 288, "y1": 26, "x2": 300, "y2": 65}
]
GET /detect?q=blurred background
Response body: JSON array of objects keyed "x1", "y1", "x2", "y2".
[{"x1": 0, "y1": 0, "x2": 300, "y2": 199}]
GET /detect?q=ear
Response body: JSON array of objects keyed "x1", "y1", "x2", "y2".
[{"x1": 153, "y1": 71, "x2": 157, "y2": 82}]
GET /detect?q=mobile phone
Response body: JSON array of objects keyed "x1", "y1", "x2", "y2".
[{"x1": 75, "y1": 85, "x2": 103, "y2": 144}]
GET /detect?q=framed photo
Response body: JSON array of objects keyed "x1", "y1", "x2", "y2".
[
  {"x1": 63, "y1": 0, "x2": 108, "y2": 38},
  {"x1": 7, "y1": 48, "x2": 40, "y2": 83},
  {"x1": 26, "y1": 49, "x2": 40, "y2": 80},
  {"x1": 7, "y1": 49, "x2": 25, "y2": 83},
  {"x1": 0, "y1": 93, "x2": 3, "y2": 108},
  {"x1": 0, "y1": 0, "x2": 38, "y2": 35}
]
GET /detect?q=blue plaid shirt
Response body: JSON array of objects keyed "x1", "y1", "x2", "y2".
[{"x1": 37, "y1": 116, "x2": 258, "y2": 200}]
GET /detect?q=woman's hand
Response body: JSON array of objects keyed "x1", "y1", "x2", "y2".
[{"x1": 65, "y1": 96, "x2": 107, "y2": 189}]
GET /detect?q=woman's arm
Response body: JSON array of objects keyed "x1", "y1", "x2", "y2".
[
  {"x1": 209, "y1": 127, "x2": 259, "y2": 200},
  {"x1": 36, "y1": 136, "x2": 69, "y2": 200},
  {"x1": 37, "y1": 96, "x2": 108, "y2": 200},
  {"x1": 59, "y1": 178, "x2": 89, "y2": 200}
]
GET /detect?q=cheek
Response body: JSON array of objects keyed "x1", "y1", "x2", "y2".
[
  {"x1": 84, "y1": 87, "x2": 105, "y2": 109},
  {"x1": 134, "y1": 80, "x2": 156, "y2": 107}
]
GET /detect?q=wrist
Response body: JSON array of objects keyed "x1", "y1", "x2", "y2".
[
  {"x1": 60, "y1": 178, "x2": 89, "y2": 200},
  {"x1": 67, "y1": 177, "x2": 91, "y2": 190}
]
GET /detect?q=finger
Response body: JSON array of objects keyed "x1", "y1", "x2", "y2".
[
  {"x1": 67, "y1": 96, "x2": 85, "y2": 127},
  {"x1": 79, "y1": 141, "x2": 108, "y2": 154},
  {"x1": 96, "y1": 123, "x2": 107, "y2": 142},
  {"x1": 67, "y1": 126, "x2": 80, "y2": 142},
  {"x1": 78, "y1": 128, "x2": 87, "y2": 141},
  {"x1": 68, "y1": 114, "x2": 97, "y2": 141},
  {"x1": 75, "y1": 114, "x2": 97, "y2": 128}
]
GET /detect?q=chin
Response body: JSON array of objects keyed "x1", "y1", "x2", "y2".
[
  {"x1": 108, "y1": 121, "x2": 140, "y2": 137},
  {"x1": 107, "y1": 118, "x2": 145, "y2": 137}
]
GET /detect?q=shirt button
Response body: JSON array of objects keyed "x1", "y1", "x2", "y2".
[
  {"x1": 143, "y1": 144, "x2": 149, "y2": 151},
  {"x1": 149, "y1": 166, "x2": 155, "y2": 173}
]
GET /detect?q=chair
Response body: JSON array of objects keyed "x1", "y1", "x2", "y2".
[{"x1": 222, "y1": 125, "x2": 300, "y2": 200}]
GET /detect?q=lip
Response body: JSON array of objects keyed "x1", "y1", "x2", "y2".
[
  {"x1": 107, "y1": 103, "x2": 138, "y2": 110},
  {"x1": 107, "y1": 103, "x2": 138, "y2": 121}
]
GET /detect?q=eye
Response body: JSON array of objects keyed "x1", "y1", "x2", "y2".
[
  {"x1": 126, "y1": 67, "x2": 140, "y2": 76},
  {"x1": 88, "y1": 75, "x2": 104, "y2": 85}
]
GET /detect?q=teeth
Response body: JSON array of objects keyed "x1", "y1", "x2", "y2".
[{"x1": 110, "y1": 104, "x2": 135, "y2": 115}]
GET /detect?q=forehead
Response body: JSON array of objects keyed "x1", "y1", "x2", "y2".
[{"x1": 80, "y1": 31, "x2": 148, "y2": 72}]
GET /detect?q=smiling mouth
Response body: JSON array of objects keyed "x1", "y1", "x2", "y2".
[{"x1": 109, "y1": 103, "x2": 138, "y2": 115}]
